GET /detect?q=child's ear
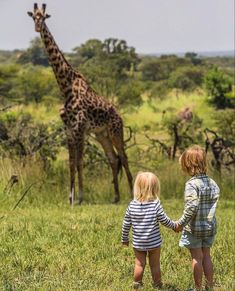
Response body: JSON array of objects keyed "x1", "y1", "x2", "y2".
[{"x1": 27, "y1": 12, "x2": 33, "y2": 17}]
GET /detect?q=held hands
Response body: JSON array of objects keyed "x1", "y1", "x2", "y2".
[{"x1": 174, "y1": 223, "x2": 183, "y2": 233}]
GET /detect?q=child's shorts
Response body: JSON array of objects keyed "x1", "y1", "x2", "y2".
[{"x1": 179, "y1": 230, "x2": 215, "y2": 249}]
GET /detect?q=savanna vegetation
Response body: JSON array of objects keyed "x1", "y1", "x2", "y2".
[{"x1": 0, "y1": 37, "x2": 234, "y2": 290}]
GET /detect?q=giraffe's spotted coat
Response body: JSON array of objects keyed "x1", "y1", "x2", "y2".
[{"x1": 28, "y1": 4, "x2": 133, "y2": 204}]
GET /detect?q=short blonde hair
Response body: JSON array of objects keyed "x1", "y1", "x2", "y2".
[
  {"x1": 179, "y1": 145, "x2": 207, "y2": 176},
  {"x1": 133, "y1": 172, "x2": 160, "y2": 202}
]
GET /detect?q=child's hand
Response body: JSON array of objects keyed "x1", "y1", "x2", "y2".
[
  {"x1": 122, "y1": 241, "x2": 129, "y2": 247},
  {"x1": 174, "y1": 223, "x2": 183, "y2": 233}
]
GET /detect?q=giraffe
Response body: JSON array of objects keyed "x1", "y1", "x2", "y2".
[{"x1": 27, "y1": 3, "x2": 133, "y2": 205}]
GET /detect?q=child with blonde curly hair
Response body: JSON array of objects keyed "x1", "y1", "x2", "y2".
[{"x1": 121, "y1": 171, "x2": 176, "y2": 289}]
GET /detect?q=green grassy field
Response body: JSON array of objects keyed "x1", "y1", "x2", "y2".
[
  {"x1": 0, "y1": 199, "x2": 234, "y2": 290},
  {"x1": 0, "y1": 89, "x2": 234, "y2": 290}
]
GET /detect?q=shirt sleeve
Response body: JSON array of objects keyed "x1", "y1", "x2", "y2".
[
  {"x1": 121, "y1": 206, "x2": 132, "y2": 243},
  {"x1": 156, "y1": 202, "x2": 176, "y2": 230},
  {"x1": 177, "y1": 182, "x2": 199, "y2": 226}
]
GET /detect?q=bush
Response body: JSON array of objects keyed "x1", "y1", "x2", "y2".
[
  {"x1": 10, "y1": 66, "x2": 59, "y2": 103},
  {"x1": 168, "y1": 67, "x2": 204, "y2": 91},
  {"x1": 204, "y1": 67, "x2": 233, "y2": 108},
  {"x1": 117, "y1": 80, "x2": 143, "y2": 108},
  {"x1": 0, "y1": 113, "x2": 63, "y2": 169}
]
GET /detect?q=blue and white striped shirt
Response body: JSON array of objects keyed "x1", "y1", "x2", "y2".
[{"x1": 121, "y1": 200, "x2": 176, "y2": 250}]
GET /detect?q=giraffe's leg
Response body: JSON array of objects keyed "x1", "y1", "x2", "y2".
[
  {"x1": 76, "y1": 138, "x2": 85, "y2": 205},
  {"x1": 61, "y1": 110, "x2": 77, "y2": 206},
  {"x1": 96, "y1": 132, "x2": 120, "y2": 203},
  {"x1": 68, "y1": 142, "x2": 77, "y2": 206},
  {"x1": 111, "y1": 134, "x2": 133, "y2": 197}
]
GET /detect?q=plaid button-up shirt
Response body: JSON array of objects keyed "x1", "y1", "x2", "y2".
[{"x1": 178, "y1": 174, "x2": 220, "y2": 238}]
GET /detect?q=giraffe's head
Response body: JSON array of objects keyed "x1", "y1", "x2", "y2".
[{"x1": 27, "y1": 3, "x2": 51, "y2": 32}]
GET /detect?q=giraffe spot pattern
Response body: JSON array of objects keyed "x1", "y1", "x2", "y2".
[{"x1": 41, "y1": 22, "x2": 124, "y2": 140}]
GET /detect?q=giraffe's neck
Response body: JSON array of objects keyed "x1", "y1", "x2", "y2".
[{"x1": 40, "y1": 23, "x2": 76, "y2": 95}]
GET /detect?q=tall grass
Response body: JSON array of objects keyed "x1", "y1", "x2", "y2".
[
  {"x1": 22, "y1": 103, "x2": 61, "y2": 124},
  {"x1": 0, "y1": 155, "x2": 235, "y2": 214},
  {"x1": 125, "y1": 91, "x2": 216, "y2": 130},
  {"x1": 0, "y1": 154, "x2": 234, "y2": 212}
]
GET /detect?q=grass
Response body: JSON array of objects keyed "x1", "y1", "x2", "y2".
[
  {"x1": 124, "y1": 91, "x2": 216, "y2": 130},
  {"x1": 22, "y1": 103, "x2": 61, "y2": 124},
  {"x1": 2, "y1": 103, "x2": 61, "y2": 125},
  {"x1": 0, "y1": 90, "x2": 234, "y2": 290},
  {"x1": 0, "y1": 200, "x2": 234, "y2": 290}
]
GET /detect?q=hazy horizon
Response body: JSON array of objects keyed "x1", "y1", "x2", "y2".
[{"x1": 0, "y1": 0, "x2": 234, "y2": 54}]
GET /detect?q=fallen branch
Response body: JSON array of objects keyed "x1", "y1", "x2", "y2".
[
  {"x1": 0, "y1": 181, "x2": 38, "y2": 221},
  {"x1": 11, "y1": 182, "x2": 37, "y2": 211}
]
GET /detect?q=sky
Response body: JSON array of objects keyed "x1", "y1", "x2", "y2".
[{"x1": 0, "y1": 0, "x2": 234, "y2": 54}]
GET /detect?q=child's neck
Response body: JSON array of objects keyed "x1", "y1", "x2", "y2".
[
  {"x1": 191, "y1": 172, "x2": 207, "y2": 178},
  {"x1": 137, "y1": 198, "x2": 156, "y2": 203}
]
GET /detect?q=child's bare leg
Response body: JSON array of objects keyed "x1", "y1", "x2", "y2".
[
  {"x1": 202, "y1": 247, "x2": 213, "y2": 288},
  {"x1": 189, "y1": 248, "x2": 203, "y2": 290},
  {"x1": 134, "y1": 249, "x2": 147, "y2": 283},
  {"x1": 148, "y1": 247, "x2": 162, "y2": 287}
]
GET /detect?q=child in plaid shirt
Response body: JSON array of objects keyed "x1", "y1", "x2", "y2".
[{"x1": 175, "y1": 145, "x2": 220, "y2": 291}]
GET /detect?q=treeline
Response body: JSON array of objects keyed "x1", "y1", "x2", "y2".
[
  {"x1": 0, "y1": 37, "x2": 234, "y2": 109},
  {"x1": 0, "y1": 37, "x2": 234, "y2": 175}
]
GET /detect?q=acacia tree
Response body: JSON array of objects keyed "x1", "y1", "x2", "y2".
[
  {"x1": 205, "y1": 109, "x2": 235, "y2": 173},
  {"x1": 163, "y1": 113, "x2": 203, "y2": 159},
  {"x1": 205, "y1": 128, "x2": 235, "y2": 173},
  {"x1": 72, "y1": 38, "x2": 139, "y2": 73},
  {"x1": 146, "y1": 111, "x2": 203, "y2": 160},
  {"x1": 185, "y1": 52, "x2": 202, "y2": 66}
]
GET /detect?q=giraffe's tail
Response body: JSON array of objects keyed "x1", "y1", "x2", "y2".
[{"x1": 117, "y1": 155, "x2": 123, "y2": 178}]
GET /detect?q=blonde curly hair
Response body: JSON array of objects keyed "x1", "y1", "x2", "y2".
[{"x1": 133, "y1": 172, "x2": 160, "y2": 202}]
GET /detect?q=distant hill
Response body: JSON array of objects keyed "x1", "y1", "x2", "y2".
[
  {"x1": 197, "y1": 50, "x2": 234, "y2": 57},
  {"x1": 144, "y1": 50, "x2": 234, "y2": 58}
]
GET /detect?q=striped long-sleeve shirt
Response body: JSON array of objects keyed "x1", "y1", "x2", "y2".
[
  {"x1": 121, "y1": 199, "x2": 175, "y2": 251},
  {"x1": 177, "y1": 175, "x2": 220, "y2": 238}
]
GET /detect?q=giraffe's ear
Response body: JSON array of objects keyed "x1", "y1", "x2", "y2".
[
  {"x1": 45, "y1": 14, "x2": 51, "y2": 19},
  {"x1": 27, "y1": 11, "x2": 33, "y2": 17}
]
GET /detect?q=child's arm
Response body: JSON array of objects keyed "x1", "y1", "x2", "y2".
[
  {"x1": 177, "y1": 182, "x2": 199, "y2": 227},
  {"x1": 121, "y1": 206, "x2": 132, "y2": 245},
  {"x1": 156, "y1": 202, "x2": 176, "y2": 230}
]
